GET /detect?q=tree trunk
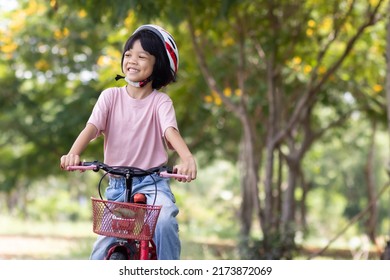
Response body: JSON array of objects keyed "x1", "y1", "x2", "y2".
[
  {"x1": 383, "y1": 0, "x2": 390, "y2": 260},
  {"x1": 275, "y1": 149, "x2": 283, "y2": 228},
  {"x1": 262, "y1": 49, "x2": 278, "y2": 255},
  {"x1": 298, "y1": 168, "x2": 309, "y2": 232},
  {"x1": 238, "y1": 135, "x2": 254, "y2": 252},
  {"x1": 386, "y1": 0, "x2": 390, "y2": 155},
  {"x1": 281, "y1": 155, "x2": 299, "y2": 258},
  {"x1": 237, "y1": 114, "x2": 261, "y2": 258},
  {"x1": 364, "y1": 121, "x2": 378, "y2": 246}
]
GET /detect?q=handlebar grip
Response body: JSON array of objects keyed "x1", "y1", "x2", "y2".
[
  {"x1": 66, "y1": 165, "x2": 97, "y2": 171},
  {"x1": 159, "y1": 171, "x2": 190, "y2": 180}
]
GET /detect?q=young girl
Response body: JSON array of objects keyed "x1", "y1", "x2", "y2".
[{"x1": 60, "y1": 24, "x2": 197, "y2": 260}]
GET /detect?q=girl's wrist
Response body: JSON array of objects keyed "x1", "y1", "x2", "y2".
[{"x1": 182, "y1": 154, "x2": 194, "y2": 162}]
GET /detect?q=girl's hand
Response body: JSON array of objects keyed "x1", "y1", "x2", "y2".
[
  {"x1": 60, "y1": 154, "x2": 81, "y2": 170},
  {"x1": 173, "y1": 156, "x2": 197, "y2": 183},
  {"x1": 60, "y1": 124, "x2": 98, "y2": 170}
]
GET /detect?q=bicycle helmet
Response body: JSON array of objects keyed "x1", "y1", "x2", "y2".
[
  {"x1": 133, "y1": 24, "x2": 179, "y2": 75},
  {"x1": 115, "y1": 24, "x2": 179, "y2": 88}
]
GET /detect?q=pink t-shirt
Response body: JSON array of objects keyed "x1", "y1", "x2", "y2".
[{"x1": 87, "y1": 86, "x2": 178, "y2": 169}]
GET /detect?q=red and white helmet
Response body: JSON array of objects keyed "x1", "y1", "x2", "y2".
[{"x1": 133, "y1": 24, "x2": 179, "y2": 75}]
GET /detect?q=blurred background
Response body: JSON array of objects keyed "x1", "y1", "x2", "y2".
[{"x1": 1, "y1": 0, "x2": 390, "y2": 260}]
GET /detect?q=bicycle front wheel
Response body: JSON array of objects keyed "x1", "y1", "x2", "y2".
[{"x1": 109, "y1": 251, "x2": 127, "y2": 260}]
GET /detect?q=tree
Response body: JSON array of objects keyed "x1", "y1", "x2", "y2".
[
  {"x1": 182, "y1": 0, "x2": 388, "y2": 258},
  {"x1": 0, "y1": 1, "x2": 109, "y2": 211},
  {"x1": 383, "y1": 0, "x2": 390, "y2": 260},
  {"x1": 2, "y1": 0, "x2": 389, "y2": 259}
]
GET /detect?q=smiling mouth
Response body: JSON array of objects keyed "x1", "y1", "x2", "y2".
[{"x1": 127, "y1": 67, "x2": 139, "y2": 73}]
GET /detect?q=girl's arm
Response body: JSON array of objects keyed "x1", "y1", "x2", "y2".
[
  {"x1": 60, "y1": 123, "x2": 98, "y2": 169},
  {"x1": 165, "y1": 127, "x2": 197, "y2": 182}
]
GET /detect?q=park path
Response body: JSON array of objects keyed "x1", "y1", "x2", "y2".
[{"x1": 0, "y1": 234, "x2": 84, "y2": 259}]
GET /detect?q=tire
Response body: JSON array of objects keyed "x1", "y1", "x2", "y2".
[{"x1": 109, "y1": 251, "x2": 127, "y2": 260}]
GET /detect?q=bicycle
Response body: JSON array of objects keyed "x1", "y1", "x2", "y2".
[{"x1": 66, "y1": 160, "x2": 188, "y2": 260}]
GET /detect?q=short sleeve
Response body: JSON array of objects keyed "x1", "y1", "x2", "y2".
[
  {"x1": 87, "y1": 89, "x2": 112, "y2": 138},
  {"x1": 158, "y1": 100, "x2": 178, "y2": 150}
]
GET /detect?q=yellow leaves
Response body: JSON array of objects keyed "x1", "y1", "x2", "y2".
[
  {"x1": 97, "y1": 56, "x2": 108, "y2": 67},
  {"x1": 318, "y1": 66, "x2": 326, "y2": 74},
  {"x1": 203, "y1": 87, "x2": 242, "y2": 106},
  {"x1": 214, "y1": 96, "x2": 222, "y2": 106},
  {"x1": 124, "y1": 10, "x2": 136, "y2": 30},
  {"x1": 35, "y1": 59, "x2": 50, "y2": 71},
  {"x1": 9, "y1": 10, "x2": 26, "y2": 33},
  {"x1": 373, "y1": 84, "x2": 383, "y2": 93},
  {"x1": 369, "y1": 0, "x2": 380, "y2": 6},
  {"x1": 212, "y1": 90, "x2": 222, "y2": 106},
  {"x1": 78, "y1": 9, "x2": 87, "y2": 18},
  {"x1": 50, "y1": 0, "x2": 57, "y2": 9},
  {"x1": 303, "y1": 65, "x2": 312, "y2": 74},
  {"x1": 306, "y1": 17, "x2": 335, "y2": 37},
  {"x1": 223, "y1": 87, "x2": 232, "y2": 97},
  {"x1": 288, "y1": 56, "x2": 328, "y2": 76},
  {"x1": 1, "y1": 41, "x2": 17, "y2": 54},
  {"x1": 318, "y1": 16, "x2": 333, "y2": 36},
  {"x1": 306, "y1": 29, "x2": 314, "y2": 37},
  {"x1": 107, "y1": 47, "x2": 122, "y2": 59},
  {"x1": 204, "y1": 95, "x2": 213, "y2": 104},
  {"x1": 54, "y1": 28, "x2": 70, "y2": 40},
  {"x1": 1, "y1": 0, "x2": 48, "y2": 58},
  {"x1": 342, "y1": 22, "x2": 353, "y2": 34},
  {"x1": 306, "y1": 19, "x2": 316, "y2": 37},
  {"x1": 4, "y1": 1, "x2": 46, "y2": 31},
  {"x1": 96, "y1": 47, "x2": 122, "y2": 78},
  {"x1": 288, "y1": 56, "x2": 304, "y2": 72},
  {"x1": 307, "y1": 20, "x2": 316, "y2": 28},
  {"x1": 203, "y1": 91, "x2": 221, "y2": 105},
  {"x1": 26, "y1": 0, "x2": 46, "y2": 15},
  {"x1": 97, "y1": 51, "x2": 120, "y2": 68},
  {"x1": 365, "y1": 84, "x2": 383, "y2": 98},
  {"x1": 292, "y1": 56, "x2": 302, "y2": 65},
  {"x1": 0, "y1": 33, "x2": 17, "y2": 57},
  {"x1": 222, "y1": 36, "x2": 234, "y2": 47}
]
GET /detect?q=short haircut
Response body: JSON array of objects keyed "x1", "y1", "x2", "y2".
[{"x1": 121, "y1": 30, "x2": 176, "y2": 89}]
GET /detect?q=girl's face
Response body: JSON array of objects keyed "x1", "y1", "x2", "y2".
[{"x1": 122, "y1": 40, "x2": 156, "y2": 83}]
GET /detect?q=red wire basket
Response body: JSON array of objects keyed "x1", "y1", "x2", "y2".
[{"x1": 91, "y1": 197, "x2": 162, "y2": 240}]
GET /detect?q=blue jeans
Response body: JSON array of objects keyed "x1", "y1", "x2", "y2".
[{"x1": 89, "y1": 174, "x2": 181, "y2": 260}]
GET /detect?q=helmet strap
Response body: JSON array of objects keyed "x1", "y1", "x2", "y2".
[
  {"x1": 125, "y1": 76, "x2": 152, "y2": 88},
  {"x1": 115, "y1": 74, "x2": 152, "y2": 88}
]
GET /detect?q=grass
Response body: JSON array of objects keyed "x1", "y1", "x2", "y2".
[
  {"x1": 0, "y1": 216, "x2": 230, "y2": 260},
  {"x1": 0, "y1": 217, "x2": 93, "y2": 237},
  {"x1": 1, "y1": 216, "x2": 384, "y2": 260},
  {"x1": 0, "y1": 216, "x2": 95, "y2": 259}
]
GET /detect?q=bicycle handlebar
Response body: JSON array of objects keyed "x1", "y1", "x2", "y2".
[
  {"x1": 66, "y1": 161, "x2": 190, "y2": 180},
  {"x1": 67, "y1": 165, "x2": 96, "y2": 171}
]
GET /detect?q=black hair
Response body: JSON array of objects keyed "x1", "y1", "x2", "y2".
[{"x1": 121, "y1": 30, "x2": 176, "y2": 90}]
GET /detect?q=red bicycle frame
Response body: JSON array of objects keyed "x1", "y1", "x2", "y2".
[{"x1": 67, "y1": 161, "x2": 188, "y2": 260}]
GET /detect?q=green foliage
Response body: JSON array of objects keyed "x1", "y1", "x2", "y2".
[
  {"x1": 174, "y1": 160, "x2": 240, "y2": 240},
  {"x1": 303, "y1": 118, "x2": 390, "y2": 236},
  {"x1": 1, "y1": 0, "x2": 390, "y2": 260},
  {"x1": 0, "y1": 0, "x2": 109, "y2": 191},
  {"x1": 28, "y1": 189, "x2": 90, "y2": 222}
]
